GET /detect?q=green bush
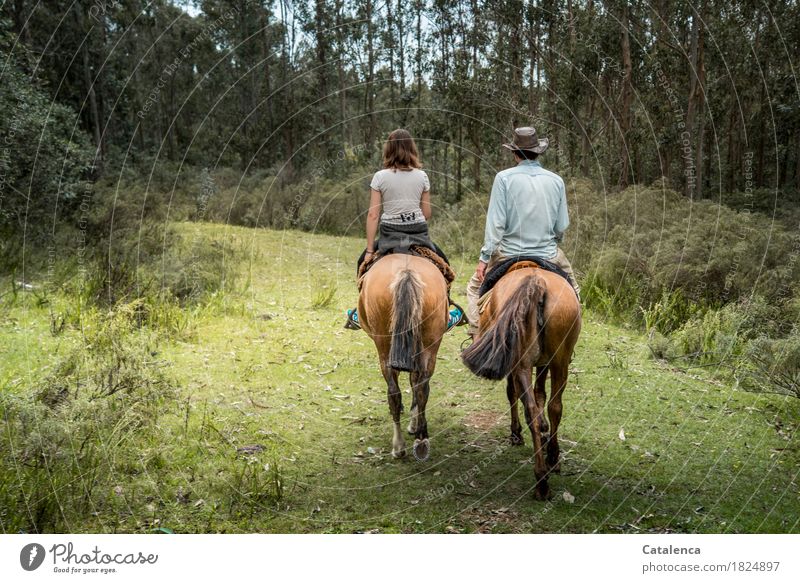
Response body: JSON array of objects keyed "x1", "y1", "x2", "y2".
[
  {"x1": 549, "y1": 180, "x2": 800, "y2": 395},
  {"x1": 740, "y1": 333, "x2": 800, "y2": 398},
  {"x1": 564, "y1": 183, "x2": 799, "y2": 312},
  {"x1": 0, "y1": 24, "x2": 93, "y2": 247},
  {"x1": 0, "y1": 304, "x2": 177, "y2": 532}
]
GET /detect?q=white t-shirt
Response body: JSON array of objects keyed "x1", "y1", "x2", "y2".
[{"x1": 370, "y1": 168, "x2": 430, "y2": 225}]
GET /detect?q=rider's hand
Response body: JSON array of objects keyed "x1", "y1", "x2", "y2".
[{"x1": 475, "y1": 260, "x2": 487, "y2": 282}]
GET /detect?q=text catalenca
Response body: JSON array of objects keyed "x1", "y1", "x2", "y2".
[{"x1": 642, "y1": 545, "x2": 700, "y2": 555}]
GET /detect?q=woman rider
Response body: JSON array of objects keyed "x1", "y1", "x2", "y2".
[{"x1": 346, "y1": 128, "x2": 463, "y2": 330}]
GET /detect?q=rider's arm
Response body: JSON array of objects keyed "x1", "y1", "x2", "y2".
[
  {"x1": 420, "y1": 189, "x2": 431, "y2": 221},
  {"x1": 479, "y1": 174, "x2": 507, "y2": 263},
  {"x1": 366, "y1": 188, "x2": 381, "y2": 254},
  {"x1": 554, "y1": 178, "x2": 569, "y2": 239}
]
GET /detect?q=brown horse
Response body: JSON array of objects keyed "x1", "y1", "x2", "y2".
[
  {"x1": 462, "y1": 266, "x2": 581, "y2": 499},
  {"x1": 358, "y1": 253, "x2": 448, "y2": 460}
]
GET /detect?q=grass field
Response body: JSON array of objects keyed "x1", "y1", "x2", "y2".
[{"x1": 1, "y1": 223, "x2": 799, "y2": 533}]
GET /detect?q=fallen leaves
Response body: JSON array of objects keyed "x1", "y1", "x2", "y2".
[{"x1": 236, "y1": 444, "x2": 266, "y2": 456}]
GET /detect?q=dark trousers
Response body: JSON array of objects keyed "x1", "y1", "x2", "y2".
[{"x1": 357, "y1": 222, "x2": 449, "y2": 273}]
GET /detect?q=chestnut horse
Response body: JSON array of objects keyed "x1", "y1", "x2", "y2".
[
  {"x1": 358, "y1": 253, "x2": 448, "y2": 461},
  {"x1": 461, "y1": 266, "x2": 581, "y2": 499}
]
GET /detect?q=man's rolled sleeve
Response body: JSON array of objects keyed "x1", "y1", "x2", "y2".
[{"x1": 479, "y1": 175, "x2": 507, "y2": 262}]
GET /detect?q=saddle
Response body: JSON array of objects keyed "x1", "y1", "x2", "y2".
[
  {"x1": 478, "y1": 256, "x2": 571, "y2": 297},
  {"x1": 357, "y1": 246, "x2": 456, "y2": 294}
]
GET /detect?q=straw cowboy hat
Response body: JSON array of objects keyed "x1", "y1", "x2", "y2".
[{"x1": 502, "y1": 126, "x2": 549, "y2": 154}]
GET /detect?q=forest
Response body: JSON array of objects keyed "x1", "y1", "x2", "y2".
[
  {"x1": 0, "y1": 0, "x2": 799, "y2": 534},
  {"x1": 3, "y1": 0, "x2": 799, "y2": 208}
]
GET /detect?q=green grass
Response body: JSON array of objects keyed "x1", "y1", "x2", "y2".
[{"x1": 1, "y1": 223, "x2": 799, "y2": 533}]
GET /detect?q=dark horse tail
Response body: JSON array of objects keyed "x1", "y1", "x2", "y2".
[
  {"x1": 462, "y1": 274, "x2": 544, "y2": 380},
  {"x1": 389, "y1": 269, "x2": 424, "y2": 372}
]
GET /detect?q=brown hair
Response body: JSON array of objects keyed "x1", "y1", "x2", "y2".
[
  {"x1": 382, "y1": 129, "x2": 422, "y2": 170},
  {"x1": 513, "y1": 149, "x2": 539, "y2": 161}
]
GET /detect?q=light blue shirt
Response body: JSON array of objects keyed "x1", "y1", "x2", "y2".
[{"x1": 479, "y1": 160, "x2": 569, "y2": 263}]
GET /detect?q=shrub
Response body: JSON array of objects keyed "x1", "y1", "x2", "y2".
[
  {"x1": 739, "y1": 333, "x2": 800, "y2": 398},
  {"x1": 0, "y1": 305, "x2": 177, "y2": 532},
  {"x1": 311, "y1": 279, "x2": 337, "y2": 309},
  {"x1": 0, "y1": 24, "x2": 93, "y2": 247}
]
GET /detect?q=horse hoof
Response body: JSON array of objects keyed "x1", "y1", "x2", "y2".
[
  {"x1": 533, "y1": 483, "x2": 552, "y2": 501},
  {"x1": 392, "y1": 448, "x2": 407, "y2": 459},
  {"x1": 509, "y1": 433, "x2": 524, "y2": 446},
  {"x1": 412, "y1": 438, "x2": 430, "y2": 461}
]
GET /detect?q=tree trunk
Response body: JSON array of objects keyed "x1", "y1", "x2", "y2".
[
  {"x1": 279, "y1": 0, "x2": 294, "y2": 176},
  {"x1": 75, "y1": 6, "x2": 104, "y2": 169},
  {"x1": 685, "y1": 10, "x2": 699, "y2": 197},
  {"x1": 779, "y1": 134, "x2": 789, "y2": 187},
  {"x1": 335, "y1": 0, "x2": 347, "y2": 146},
  {"x1": 527, "y1": 3, "x2": 537, "y2": 116},
  {"x1": 619, "y1": 2, "x2": 633, "y2": 188},
  {"x1": 547, "y1": 12, "x2": 558, "y2": 165},
  {"x1": 456, "y1": 123, "x2": 463, "y2": 201},
  {"x1": 581, "y1": 94, "x2": 595, "y2": 175},
  {"x1": 795, "y1": 130, "x2": 800, "y2": 188},
  {"x1": 397, "y1": 0, "x2": 406, "y2": 93},
  {"x1": 510, "y1": 7, "x2": 521, "y2": 111},
  {"x1": 726, "y1": 107, "x2": 736, "y2": 192},
  {"x1": 365, "y1": 0, "x2": 376, "y2": 146},
  {"x1": 443, "y1": 142, "x2": 449, "y2": 200},
  {"x1": 416, "y1": 0, "x2": 422, "y2": 110},
  {"x1": 567, "y1": 0, "x2": 576, "y2": 49},
  {"x1": 472, "y1": 134, "x2": 482, "y2": 192},
  {"x1": 534, "y1": 12, "x2": 541, "y2": 117},
  {"x1": 261, "y1": 9, "x2": 274, "y2": 134},
  {"x1": 387, "y1": 0, "x2": 396, "y2": 108},
  {"x1": 756, "y1": 79, "x2": 767, "y2": 187},
  {"x1": 694, "y1": 5, "x2": 706, "y2": 198}
]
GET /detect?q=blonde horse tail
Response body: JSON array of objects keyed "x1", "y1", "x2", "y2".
[
  {"x1": 462, "y1": 274, "x2": 544, "y2": 380},
  {"x1": 389, "y1": 269, "x2": 424, "y2": 372}
]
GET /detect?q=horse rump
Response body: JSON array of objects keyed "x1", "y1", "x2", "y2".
[
  {"x1": 388, "y1": 269, "x2": 424, "y2": 372},
  {"x1": 462, "y1": 274, "x2": 543, "y2": 380}
]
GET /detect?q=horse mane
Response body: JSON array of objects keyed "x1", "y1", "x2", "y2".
[{"x1": 462, "y1": 273, "x2": 544, "y2": 380}]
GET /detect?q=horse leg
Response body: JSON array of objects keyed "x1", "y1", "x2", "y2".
[
  {"x1": 409, "y1": 368, "x2": 431, "y2": 461},
  {"x1": 546, "y1": 361, "x2": 568, "y2": 473},
  {"x1": 517, "y1": 368, "x2": 551, "y2": 500},
  {"x1": 407, "y1": 391, "x2": 418, "y2": 435},
  {"x1": 535, "y1": 365, "x2": 550, "y2": 436},
  {"x1": 506, "y1": 376, "x2": 523, "y2": 446},
  {"x1": 381, "y1": 361, "x2": 406, "y2": 458}
]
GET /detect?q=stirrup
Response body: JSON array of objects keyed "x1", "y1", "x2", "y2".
[{"x1": 345, "y1": 308, "x2": 361, "y2": 330}]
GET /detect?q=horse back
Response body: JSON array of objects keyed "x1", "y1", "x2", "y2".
[
  {"x1": 487, "y1": 267, "x2": 581, "y2": 362},
  {"x1": 358, "y1": 254, "x2": 448, "y2": 339},
  {"x1": 538, "y1": 269, "x2": 581, "y2": 359}
]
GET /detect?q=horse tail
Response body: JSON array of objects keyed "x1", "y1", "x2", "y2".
[
  {"x1": 462, "y1": 274, "x2": 544, "y2": 380},
  {"x1": 389, "y1": 269, "x2": 425, "y2": 372}
]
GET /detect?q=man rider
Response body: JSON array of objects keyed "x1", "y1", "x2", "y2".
[{"x1": 465, "y1": 126, "x2": 580, "y2": 338}]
